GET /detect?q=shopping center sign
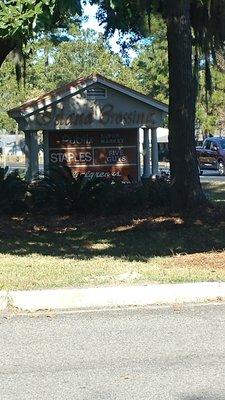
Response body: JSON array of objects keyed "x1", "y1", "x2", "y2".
[{"x1": 49, "y1": 129, "x2": 139, "y2": 181}]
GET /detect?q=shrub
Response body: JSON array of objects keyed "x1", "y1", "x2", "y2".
[
  {"x1": 0, "y1": 167, "x2": 28, "y2": 214},
  {"x1": 26, "y1": 166, "x2": 85, "y2": 213},
  {"x1": 0, "y1": 165, "x2": 171, "y2": 215},
  {"x1": 145, "y1": 176, "x2": 171, "y2": 207},
  {"x1": 77, "y1": 178, "x2": 149, "y2": 215}
]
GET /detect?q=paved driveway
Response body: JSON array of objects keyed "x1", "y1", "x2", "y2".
[{"x1": 1, "y1": 304, "x2": 225, "y2": 400}]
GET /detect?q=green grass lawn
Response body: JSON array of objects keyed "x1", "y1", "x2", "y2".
[
  {"x1": 203, "y1": 181, "x2": 225, "y2": 202},
  {"x1": 1, "y1": 181, "x2": 225, "y2": 291}
]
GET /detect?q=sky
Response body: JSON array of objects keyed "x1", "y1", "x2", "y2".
[
  {"x1": 81, "y1": 2, "x2": 136, "y2": 58},
  {"x1": 82, "y1": 4, "x2": 104, "y2": 33}
]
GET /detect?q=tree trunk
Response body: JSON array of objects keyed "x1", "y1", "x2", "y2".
[
  {"x1": 0, "y1": 38, "x2": 16, "y2": 67},
  {"x1": 167, "y1": 0, "x2": 206, "y2": 210}
]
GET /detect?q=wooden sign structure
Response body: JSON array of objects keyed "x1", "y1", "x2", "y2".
[{"x1": 48, "y1": 129, "x2": 139, "y2": 181}]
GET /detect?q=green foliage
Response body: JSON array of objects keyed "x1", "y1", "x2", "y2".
[
  {"x1": 0, "y1": 21, "x2": 223, "y2": 134},
  {"x1": 92, "y1": 0, "x2": 225, "y2": 62},
  {"x1": 76, "y1": 179, "x2": 148, "y2": 215},
  {"x1": 0, "y1": 19, "x2": 223, "y2": 135},
  {"x1": 0, "y1": 163, "x2": 171, "y2": 215},
  {"x1": 29, "y1": 28, "x2": 142, "y2": 91},
  {"x1": 0, "y1": 167, "x2": 28, "y2": 213},
  {"x1": 92, "y1": 0, "x2": 151, "y2": 39},
  {"x1": 131, "y1": 17, "x2": 168, "y2": 103},
  {"x1": 77, "y1": 176, "x2": 171, "y2": 216},
  {"x1": 0, "y1": 58, "x2": 30, "y2": 130},
  {"x1": 26, "y1": 170, "x2": 149, "y2": 216},
  {"x1": 0, "y1": 0, "x2": 82, "y2": 76},
  {"x1": 0, "y1": 28, "x2": 142, "y2": 131},
  {"x1": 196, "y1": 68, "x2": 225, "y2": 135},
  {"x1": 26, "y1": 166, "x2": 85, "y2": 213},
  {"x1": 144, "y1": 176, "x2": 171, "y2": 208},
  {"x1": 29, "y1": 168, "x2": 171, "y2": 216},
  {"x1": 131, "y1": 18, "x2": 224, "y2": 134},
  {"x1": 0, "y1": 0, "x2": 82, "y2": 40},
  {"x1": 92, "y1": 0, "x2": 225, "y2": 132}
]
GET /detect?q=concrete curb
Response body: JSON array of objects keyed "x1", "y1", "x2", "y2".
[{"x1": 1, "y1": 282, "x2": 225, "y2": 312}]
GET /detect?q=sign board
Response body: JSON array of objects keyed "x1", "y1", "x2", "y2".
[
  {"x1": 48, "y1": 129, "x2": 139, "y2": 181},
  {"x1": 37, "y1": 104, "x2": 157, "y2": 129}
]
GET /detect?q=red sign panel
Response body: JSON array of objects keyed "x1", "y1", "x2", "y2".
[{"x1": 48, "y1": 130, "x2": 139, "y2": 181}]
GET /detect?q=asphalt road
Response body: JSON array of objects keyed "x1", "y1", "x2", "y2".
[
  {"x1": 1, "y1": 304, "x2": 225, "y2": 400},
  {"x1": 200, "y1": 170, "x2": 225, "y2": 182}
]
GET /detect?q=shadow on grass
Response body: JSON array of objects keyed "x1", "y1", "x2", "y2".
[
  {"x1": 1, "y1": 205, "x2": 225, "y2": 262},
  {"x1": 202, "y1": 181, "x2": 225, "y2": 202}
]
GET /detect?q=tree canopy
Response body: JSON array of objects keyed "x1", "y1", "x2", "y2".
[
  {"x1": 0, "y1": 0, "x2": 82, "y2": 66},
  {"x1": 0, "y1": 28, "x2": 142, "y2": 130},
  {"x1": 90, "y1": 0, "x2": 225, "y2": 209},
  {"x1": 0, "y1": 22, "x2": 224, "y2": 136}
]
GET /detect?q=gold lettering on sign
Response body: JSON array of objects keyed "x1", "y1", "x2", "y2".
[
  {"x1": 72, "y1": 171, "x2": 122, "y2": 179},
  {"x1": 62, "y1": 134, "x2": 94, "y2": 145},
  {"x1": 100, "y1": 133, "x2": 124, "y2": 145},
  {"x1": 35, "y1": 104, "x2": 155, "y2": 127},
  {"x1": 106, "y1": 149, "x2": 127, "y2": 164}
]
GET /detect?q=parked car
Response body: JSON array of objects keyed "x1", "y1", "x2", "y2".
[{"x1": 196, "y1": 137, "x2": 225, "y2": 175}]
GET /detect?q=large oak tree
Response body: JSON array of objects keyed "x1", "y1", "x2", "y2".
[
  {"x1": 0, "y1": 0, "x2": 82, "y2": 67},
  {"x1": 91, "y1": 0, "x2": 225, "y2": 209}
]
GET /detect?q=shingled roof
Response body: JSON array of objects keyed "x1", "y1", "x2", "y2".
[{"x1": 8, "y1": 73, "x2": 168, "y2": 117}]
